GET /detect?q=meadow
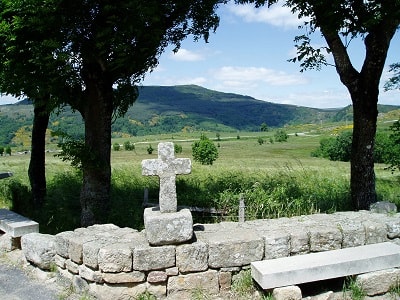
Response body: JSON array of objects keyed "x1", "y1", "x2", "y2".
[{"x1": 0, "y1": 127, "x2": 398, "y2": 234}]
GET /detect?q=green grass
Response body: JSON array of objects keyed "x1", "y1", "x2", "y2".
[{"x1": 0, "y1": 131, "x2": 398, "y2": 234}]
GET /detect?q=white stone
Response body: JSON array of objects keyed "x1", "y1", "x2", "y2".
[
  {"x1": 356, "y1": 268, "x2": 400, "y2": 296},
  {"x1": 141, "y1": 142, "x2": 191, "y2": 213},
  {"x1": 272, "y1": 286, "x2": 302, "y2": 300},
  {"x1": 143, "y1": 207, "x2": 193, "y2": 246},
  {"x1": 98, "y1": 243, "x2": 132, "y2": 273},
  {"x1": 21, "y1": 232, "x2": 55, "y2": 270},
  {"x1": 54, "y1": 231, "x2": 75, "y2": 258},
  {"x1": 176, "y1": 241, "x2": 208, "y2": 272},
  {"x1": 0, "y1": 209, "x2": 39, "y2": 237},
  {"x1": 252, "y1": 242, "x2": 400, "y2": 289},
  {"x1": 133, "y1": 245, "x2": 175, "y2": 271},
  {"x1": 167, "y1": 270, "x2": 219, "y2": 295}
]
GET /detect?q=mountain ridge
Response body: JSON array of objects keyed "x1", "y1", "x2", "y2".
[{"x1": 0, "y1": 85, "x2": 399, "y2": 145}]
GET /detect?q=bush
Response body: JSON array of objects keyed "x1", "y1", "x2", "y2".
[
  {"x1": 123, "y1": 141, "x2": 135, "y2": 151},
  {"x1": 274, "y1": 129, "x2": 288, "y2": 142},
  {"x1": 192, "y1": 134, "x2": 218, "y2": 165},
  {"x1": 5, "y1": 146, "x2": 11, "y2": 156},
  {"x1": 174, "y1": 143, "x2": 182, "y2": 154},
  {"x1": 146, "y1": 144, "x2": 154, "y2": 154},
  {"x1": 113, "y1": 143, "x2": 120, "y2": 151},
  {"x1": 312, "y1": 131, "x2": 352, "y2": 161},
  {"x1": 257, "y1": 137, "x2": 264, "y2": 145},
  {"x1": 0, "y1": 146, "x2": 3, "y2": 156}
]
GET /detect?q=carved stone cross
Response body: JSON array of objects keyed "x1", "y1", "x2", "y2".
[{"x1": 141, "y1": 142, "x2": 191, "y2": 213}]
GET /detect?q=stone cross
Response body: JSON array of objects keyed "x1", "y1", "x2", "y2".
[{"x1": 141, "y1": 142, "x2": 191, "y2": 213}]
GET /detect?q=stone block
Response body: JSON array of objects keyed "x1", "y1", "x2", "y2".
[
  {"x1": 167, "y1": 270, "x2": 219, "y2": 295},
  {"x1": 198, "y1": 228, "x2": 263, "y2": 268},
  {"x1": 252, "y1": 242, "x2": 400, "y2": 289},
  {"x1": 356, "y1": 268, "x2": 400, "y2": 296},
  {"x1": 0, "y1": 209, "x2": 39, "y2": 237},
  {"x1": 176, "y1": 241, "x2": 208, "y2": 272},
  {"x1": 69, "y1": 234, "x2": 97, "y2": 264},
  {"x1": 309, "y1": 226, "x2": 342, "y2": 252},
  {"x1": 54, "y1": 254, "x2": 66, "y2": 269},
  {"x1": 147, "y1": 271, "x2": 168, "y2": 283},
  {"x1": 102, "y1": 271, "x2": 145, "y2": 284},
  {"x1": 290, "y1": 228, "x2": 310, "y2": 255},
  {"x1": 370, "y1": 201, "x2": 397, "y2": 214},
  {"x1": 79, "y1": 264, "x2": 103, "y2": 283},
  {"x1": 133, "y1": 245, "x2": 175, "y2": 271},
  {"x1": 65, "y1": 259, "x2": 79, "y2": 274},
  {"x1": 219, "y1": 271, "x2": 232, "y2": 291},
  {"x1": 338, "y1": 222, "x2": 365, "y2": 248},
  {"x1": 54, "y1": 231, "x2": 75, "y2": 258},
  {"x1": 263, "y1": 232, "x2": 290, "y2": 259},
  {"x1": 386, "y1": 219, "x2": 400, "y2": 239},
  {"x1": 88, "y1": 282, "x2": 147, "y2": 300},
  {"x1": 272, "y1": 286, "x2": 302, "y2": 300},
  {"x1": 82, "y1": 239, "x2": 111, "y2": 269},
  {"x1": 98, "y1": 243, "x2": 132, "y2": 273},
  {"x1": 0, "y1": 233, "x2": 19, "y2": 251},
  {"x1": 363, "y1": 221, "x2": 388, "y2": 244},
  {"x1": 143, "y1": 207, "x2": 193, "y2": 246},
  {"x1": 21, "y1": 232, "x2": 55, "y2": 270}
]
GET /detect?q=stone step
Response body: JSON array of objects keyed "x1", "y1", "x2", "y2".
[
  {"x1": 0, "y1": 209, "x2": 39, "y2": 237},
  {"x1": 251, "y1": 242, "x2": 400, "y2": 289}
]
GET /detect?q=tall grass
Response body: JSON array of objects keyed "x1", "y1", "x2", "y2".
[{"x1": 0, "y1": 133, "x2": 398, "y2": 234}]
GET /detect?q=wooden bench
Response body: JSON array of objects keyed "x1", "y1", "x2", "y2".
[{"x1": 251, "y1": 242, "x2": 400, "y2": 289}]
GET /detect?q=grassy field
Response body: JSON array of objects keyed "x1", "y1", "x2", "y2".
[{"x1": 0, "y1": 128, "x2": 398, "y2": 234}]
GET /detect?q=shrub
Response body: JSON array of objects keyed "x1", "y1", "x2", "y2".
[
  {"x1": 312, "y1": 131, "x2": 352, "y2": 162},
  {"x1": 0, "y1": 146, "x2": 4, "y2": 156},
  {"x1": 174, "y1": 143, "x2": 182, "y2": 154},
  {"x1": 146, "y1": 144, "x2": 154, "y2": 154},
  {"x1": 113, "y1": 143, "x2": 120, "y2": 151},
  {"x1": 123, "y1": 141, "x2": 135, "y2": 151},
  {"x1": 274, "y1": 129, "x2": 288, "y2": 142},
  {"x1": 5, "y1": 146, "x2": 11, "y2": 156},
  {"x1": 257, "y1": 137, "x2": 264, "y2": 145},
  {"x1": 192, "y1": 134, "x2": 218, "y2": 165}
]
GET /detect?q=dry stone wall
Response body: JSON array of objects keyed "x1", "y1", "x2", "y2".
[{"x1": 21, "y1": 211, "x2": 400, "y2": 299}]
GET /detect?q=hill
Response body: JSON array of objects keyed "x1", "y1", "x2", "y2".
[{"x1": 0, "y1": 85, "x2": 399, "y2": 145}]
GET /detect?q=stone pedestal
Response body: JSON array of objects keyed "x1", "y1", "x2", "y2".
[{"x1": 144, "y1": 208, "x2": 193, "y2": 246}]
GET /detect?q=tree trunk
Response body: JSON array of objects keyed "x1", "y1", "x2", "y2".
[
  {"x1": 80, "y1": 65, "x2": 113, "y2": 227},
  {"x1": 349, "y1": 85, "x2": 378, "y2": 210},
  {"x1": 28, "y1": 98, "x2": 50, "y2": 210}
]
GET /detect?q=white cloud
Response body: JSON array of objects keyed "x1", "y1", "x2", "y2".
[
  {"x1": 213, "y1": 66, "x2": 308, "y2": 88},
  {"x1": 227, "y1": 1, "x2": 304, "y2": 29},
  {"x1": 0, "y1": 94, "x2": 19, "y2": 105},
  {"x1": 170, "y1": 49, "x2": 205, "y2": 62},
  {"x1": 163, "y1": 76, "x2": 208, "y2": 86}
]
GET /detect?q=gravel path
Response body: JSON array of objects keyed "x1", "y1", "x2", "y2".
[{"x1": 0, "y1": 250, "x2": 82, "y2": 300}]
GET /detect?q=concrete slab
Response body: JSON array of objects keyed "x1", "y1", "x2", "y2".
[
  {"x1": 252, "y1": 242, "x2": 400, "y2": 289},
  {"x1": 0, "y1": 209, "x2": 39, "y2": 237}
]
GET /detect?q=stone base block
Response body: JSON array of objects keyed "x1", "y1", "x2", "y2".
[{"x1": 144, "y1": 208, "x2": 193, "y2": 246}]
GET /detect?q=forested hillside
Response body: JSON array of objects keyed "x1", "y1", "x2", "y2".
[{"x1": 0, "y1": 85, "x2": 399, "y2": 145}]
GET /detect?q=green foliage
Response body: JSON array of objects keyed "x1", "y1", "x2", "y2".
[
  {"x1": 123, "y1": 141, "x2": 135, "y2": 151},
  {"x1": 342, "y1": 277, "x2": 366, "y2": 300},
  {"x1": 231, "y1": 270, "x2": 255, "y2": 297},
  {"x1": 258, "y1": 137, "x2": 264, "y2": 145},
  {"x1": 53, "y1": 131, "x2": 86, "y2": 170},
  {"x1": 135, "y1": 291, "x2": 157, "y2": 300},
  {"x1": 174, "y1": 143, "x2": 183, "y2": 154},
  {"x1": 0, "y1": 146, "x2": 4, "y2": 156},
  {"x1": 146, "y1": 144, "x2": 154, "y2": 155},
  {"x1": 260, "y1": 122, "x2": 269, "y2": 132},
  {"x1": 386, "y1": 120, "x2": 400, "y2": 173},
  {"x1": 5, "y1": 146, "x2": 11, "y2": 156},
  {"x1": 192, "y1": 134, "x2": 218, "y2": 165},
  {"x1": 312, "y1": 131, "x2": 352, "y2": 162},
  {"x1": 113, "y1": 143, "x2": 120, "y2": 151},
  {"x1": 274, "y1": 129, "x2": 288, "y2": 142}
]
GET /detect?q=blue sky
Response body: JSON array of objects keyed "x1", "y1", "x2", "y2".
[{"x1": 1, "y1": 1, "x2": 399, "y2": 109}]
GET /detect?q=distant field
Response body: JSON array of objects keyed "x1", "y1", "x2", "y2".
[{"x1": 0, "y1": 127, "x2": 398, "y2": 233}]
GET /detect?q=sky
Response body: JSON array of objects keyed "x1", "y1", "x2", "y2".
[{"x1": 1, "y1": 1, "x2": 399, "y2": 109}]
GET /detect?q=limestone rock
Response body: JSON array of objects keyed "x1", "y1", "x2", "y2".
[
  {"x1": 21, "y1": 232, "x2": 56, "y2": 270},
  {"x1": 98, "y1": 243, "x2": 132, "y2": 273},
  {"x1": 356, "y1": 268, "x2": 400, "y2": 296},
  {"x1": 144, "y1": 207, "x2": 193, "y2": 246},
  {"x1": 102, "y1": 271, "x2": 145, "y2": 284},
  {"x1": 272, "y1": 285, "x2": 302, "y2": 300},
  {"x1": 176, "y1": 241, "x2": 208, "y2": 272},
  {"x1": 370, "y1": 201, "x2": 397, "y2": 214},
  {"x1": 133, "y1": 245, "x2": 175, "y2": 271},
  {"x1": 168, "y1": 270, "x2": 219, "y2": 295}
]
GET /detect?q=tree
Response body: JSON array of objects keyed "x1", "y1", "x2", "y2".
[
  {"x1": 2, "y1": 0, "x2": 225, "y2": 226},
  {"x1": 387, "y1": 121, "x2": 400, "y2": 173},
  {"x1": 260, "y1": 123, "x2": 269, "y2": 132},
  {"x1": 0, "y1": 147, "x2": 3, "y2": 156},
  {"x1": 192, "y1": 134, "x2": 219, "y2": 165},
  {"x1": 274, "y1": 129, "x2": 288, "y2": 142},
  {"x1": 5, "y1": 146, "x2": 11, "y2": 156},
  {"x1": 237, "y1": 0, "x2": 400, "y2": 210},
  {"x1": 0, "y1": 1, "x2": 76, "y2": 208}
]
